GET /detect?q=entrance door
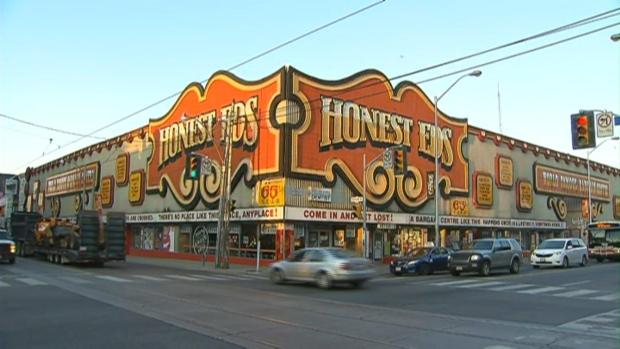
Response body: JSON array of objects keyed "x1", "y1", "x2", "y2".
[{"x1": 373, "y1": 233, "x2": 383, "y2": 261}]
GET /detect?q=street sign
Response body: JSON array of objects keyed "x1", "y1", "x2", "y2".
[
  {"x1": 383, "y1": 148, "x2": 393, "y2": 169},
  {"x1": 201, "y1": 157, "x2": 212, "y2": 175},
  {"x1": 350, "y1": 196, "x2": 363, "y2": 204},
  {"x1": 596, "y1": 112, "x2": 614, "y2": 138},
  {"x1": 615, "y1": 114, "x2": 620, "y2": 126}
]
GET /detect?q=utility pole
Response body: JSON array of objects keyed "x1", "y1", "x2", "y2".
[{"x1": 215, "y1": 102, "x2": 235, "y2": 269}]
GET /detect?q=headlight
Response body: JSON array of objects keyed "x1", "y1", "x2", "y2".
[
  {"x1": 470, "y1": 255, "x2": 480, "y2": 261},
  {"x1": 447, "y1": 255, "x2": 452, "y2": 261},
  {"x1": 553, "y1": 251, "x2": 563, "y2": 256},
  {"x1": 10, "y1": 244, "x2": 16, "y2": 253},
  {"x1": 407, "y1": 260, "x2": 418, "y2": 266}
]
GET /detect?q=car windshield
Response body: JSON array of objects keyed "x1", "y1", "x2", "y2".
[
  {"x1": 406, "y1": 248, "x2": 431, "y2": 257},
  {"x1": 463, "y1": 240, "x2": 494, "y2": 250},
  {"x1": 0, "y1": 229, "x2": 10, "y2": 240},
  {"x1": 325, "y1": 249, "x2": 359, "y2": 259},
  {"x1": 538, "y1": 240, "x2": 566, "y2": 249}
]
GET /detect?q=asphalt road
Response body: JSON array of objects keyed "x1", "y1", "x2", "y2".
[{"x1": 1, "y1": 256, "x2": 618, "y2": 349}]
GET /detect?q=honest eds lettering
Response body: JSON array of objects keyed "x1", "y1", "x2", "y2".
[
  {"x1": 319, "y1": 96, "x2": 454, "y2": 166},
  {"x1": 157, "y1": 97, "x2": 260, "y2": 170},
  {"x1": 542, "y1": 170, "x2": 610, "y2": 198},
  {"x1": 47, "y1": 167, "x2": 93, "y2": 195}
]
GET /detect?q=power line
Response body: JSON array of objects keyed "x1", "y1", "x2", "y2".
[
  {"x1": 0, "y1": 113, "x2": 107, "y2": 140},
  {"x1": 11, "y1": 1, "x2": 385, "y2": 168},
  {"x1": 10, "y1": 7, "x2": 619, "y2": 172}
]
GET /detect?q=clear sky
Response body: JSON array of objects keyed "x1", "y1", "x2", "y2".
[{"x1": 1, "y1": 0, "x2": 619, "y2": 174}]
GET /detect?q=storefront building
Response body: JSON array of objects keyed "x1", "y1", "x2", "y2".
[{"x1": 21, "y1": 66, "x2": 620, "y2": 264}]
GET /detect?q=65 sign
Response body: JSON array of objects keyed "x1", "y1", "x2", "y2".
[{"x1": 257, "y1": 179, "x2": 285, "y2": 207}]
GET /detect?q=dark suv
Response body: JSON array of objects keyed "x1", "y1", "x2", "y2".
[{"x1": 447, "y1": 238, "x2": 522, "y2": 277}]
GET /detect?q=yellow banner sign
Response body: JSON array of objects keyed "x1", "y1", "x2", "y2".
[
  {"x1": 257, "y1": 179, "x2": 285, "y2": 207},
  {"x1": 450, "y1": 198, "x2": 470, "y2": 216}
]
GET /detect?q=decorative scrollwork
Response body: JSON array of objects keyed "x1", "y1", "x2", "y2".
[
  {"x1": 547, "y1": 196, "x2": 567, "y2": 221},
  {"x1": 591, "y1": 202, "x2": 603, "y2": 222}
]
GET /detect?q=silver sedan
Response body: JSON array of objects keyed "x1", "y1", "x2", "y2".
[{"x1": 269, "y1": 248, "x2": 375, "y2": 289}]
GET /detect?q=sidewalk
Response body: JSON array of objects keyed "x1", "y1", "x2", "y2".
[{"x1": 125, "y1": 255, "x2": 390, "y2": 277}]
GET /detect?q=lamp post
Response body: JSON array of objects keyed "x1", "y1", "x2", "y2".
[
  {"x1": 611, "y1": 34, "x2": 620, "y2": 42},
  {"x1": 433, "y1": 70, "x2": 482, "y2": 248},
  {"x1": 586, "y1": 136, "x2": 620, "y2": 223}
]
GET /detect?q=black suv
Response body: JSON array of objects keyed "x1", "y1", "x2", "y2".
[{"x1": 447, "y1": 238, "x2": 523, "y2": 277}]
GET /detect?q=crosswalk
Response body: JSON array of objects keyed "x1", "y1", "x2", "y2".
[
  {"x1": 0, "y1": 272, "x2": 267, "y2": 288},
  {"x1": 429, "y1": 278, "x2": 620, "y2": 303}
]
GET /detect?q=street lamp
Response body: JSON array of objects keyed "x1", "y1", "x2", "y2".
[
  {"x1": 586, "y1": 136, "x2": 619, "y2": 224},
  {"x1": 433, "y1": 70, "x2": 482, "y2": 248},
  {"x1": 611, "y1": 34, "x2": 620, "y2": 42}
]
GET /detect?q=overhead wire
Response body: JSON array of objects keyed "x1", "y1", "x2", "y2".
[
  {"x1": 0, "y1": 113, "x2": 107, "y2": 140},
  {"x1": 8, "y1": 6, "x2": 620, "y2": 172},
  {"x1": 6, "y1": 0, "x2": 386, "y2": 172}
]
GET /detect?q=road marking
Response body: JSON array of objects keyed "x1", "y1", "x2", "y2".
[
  {"x1": 59, "y1": 276, "x2": 92, "y2": 284},
  {"x1": 133, "y1": 275, "x2": 167, "y2": 282},
  {"x1": 222, "y1": 275, "x2": 253, "y2": 280},
  {"x1": 561, "y1": 280, "x2": 590, "y2": 287},
  {"x1": 16, "y1": 278, "x2": 48, "y2": 286},
  {"x1": 164, "y1": 275, "x2": 203, "y2": 281},
  {"x1": 0, "y1": 281, "x2": 10, "y2": 287},
  {"x1": 553, "y1": 289, "x2": 599, "y2": 298},
  {"x1": 96, "y1": 276, "x2": 133, "y2": 283},
  {"x1": 517, "y1": 286, "x2": 563, "y2": 294},
  {"x1": 431, "y1": 279, "x2": 482, "y2": 287},
  {"x1": 592, "y1": 293, "x2": 620, "y2": 301},
  {"x1": 582, "y1": 316, "x2": 618, "y2": 323},
  {"x1": 189, "y1": 274, "x2": 229, "y2": 281},
  {"x1": 487, "y1": 284, "x2": 535, "y2": 291},
  {"x1": 456, "y1": 281, "x2": 504, "y2": 288}
]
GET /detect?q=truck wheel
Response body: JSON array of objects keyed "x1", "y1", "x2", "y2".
[{"x1": 8, "y1": 258, "x2": 15, "y2": 264}]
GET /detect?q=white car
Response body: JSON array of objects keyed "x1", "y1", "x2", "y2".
[{"x1": 530, "y1": 238, "x2": 588, "y2": 268}]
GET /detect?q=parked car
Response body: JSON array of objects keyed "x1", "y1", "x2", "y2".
[
  {"x1": 530, "y1": 238, "x2": 588, "y2": 268},
  {"x1": 269, "y1": 248, "x2": 375, "y2": 289},
  {"x1": 389, "y1": 246, "x2": 454, "y2": 276},
  {"x1": 0, "y1": 229, "x2": 16, "y2": 264},
  {"x1": 447, "y1": 238, "x2": 523, "y2": 277}
]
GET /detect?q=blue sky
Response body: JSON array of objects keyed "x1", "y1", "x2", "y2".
[{"x1": 1, "y1": 0, "x2": 619, "y2": 174}]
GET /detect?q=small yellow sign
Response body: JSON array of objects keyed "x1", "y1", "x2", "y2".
[
  {"x1": 450, "y1": 198, "x2": 470, "y2": 216},
  {"x1": 257, "y1": 179, "x2": 285, "y2": 207}
]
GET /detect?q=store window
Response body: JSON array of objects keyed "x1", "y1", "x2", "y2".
[{"x1": 240, "y1": 224, "x2": 258, "y2": 258}]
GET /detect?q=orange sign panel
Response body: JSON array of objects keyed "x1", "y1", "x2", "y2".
[
  {"x1": 289, "y1": 68, "x2": 469, "y2": 210},
  {"x1": 533, "y1": 163, "x2": 611, "y2": 201},
  {"x1": 146, "y1": 69, "x2": 285, "y2": 209}
]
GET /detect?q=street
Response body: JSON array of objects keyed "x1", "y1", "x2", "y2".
[{"x1": 1, "y1": 257, "x2": 619, "y2": 349}]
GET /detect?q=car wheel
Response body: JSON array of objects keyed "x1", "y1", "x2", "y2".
[
  {"x1": 316, "y1": 272, "x2": 333, "y2": 289},
  {"x1": 8, "y1": 258, "x2": 15, "y2": 264},
  {"x1": 479, "y1": 261, "x2": 491, "y2": 277},
  {"x1": 580, "y1": 255, "x2": 587, "y2": 267},
  {"x1": 562, "y1": 257, "x2": 569, "y2": 268},
  {"x1": 509, "y1": 258, "x2": 520, "y2": 274},
  {"x1": 270, "y1": 269, "x2": 285, "y2": 284},
  {"x1": 450, "y1": 270, "x2": 461, "y2": 277},
  {"x1": 418, "y1": 263, "x2": 430, "y2": 276}
]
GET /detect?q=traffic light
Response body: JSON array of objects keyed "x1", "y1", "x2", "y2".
[
  {"x1": 393, "y1": 147, "x2": 407, "y2": 175},
  {"x1": 570, "y1": 112, "x2": 596, "y2": 150},
  {"x1": 352, "y1": 204, "x2": 363, "y2": 220},
  {"x1": 187, "y1": 154, "x2": 201, "y2": 179},
  {"x1": 228, "y1": 199, "x2": 237, "y2": 214}
]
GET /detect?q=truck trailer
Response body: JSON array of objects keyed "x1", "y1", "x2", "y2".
[{"x1": 9, "y1": 210, "x2": 126, "y2": 266}]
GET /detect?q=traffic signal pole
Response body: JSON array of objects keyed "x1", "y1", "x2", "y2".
[
  {"x1": 215, "y1": 107, "x2": 235, "y2": 269},
  {"x1": 362, "y1": 154, "x2": 368, "y2": 258}
]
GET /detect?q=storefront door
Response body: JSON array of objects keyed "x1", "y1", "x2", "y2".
[
  {"x1": 308, "y1": 230, "x2": 330, "y2": 247},
  {"x1": 373, "y1": 233, "x2": 383, "y2": 261}
]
